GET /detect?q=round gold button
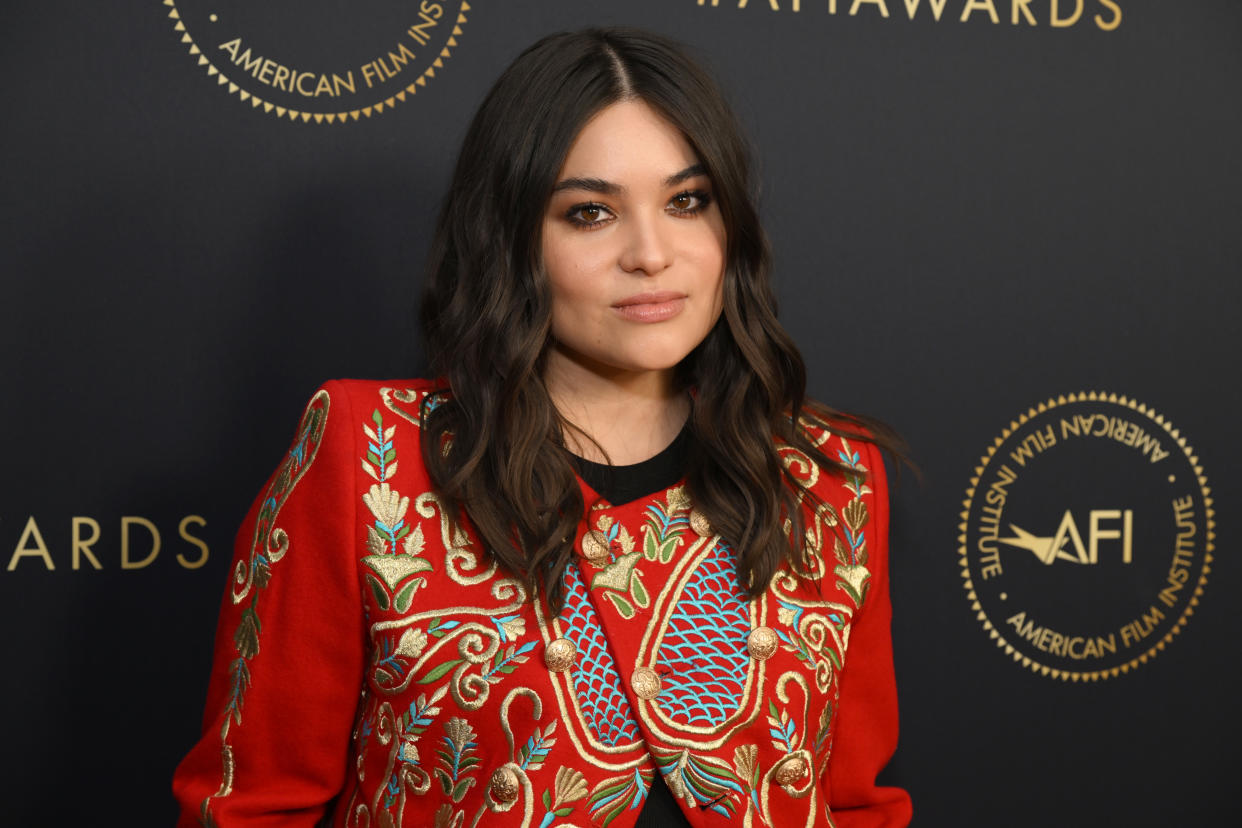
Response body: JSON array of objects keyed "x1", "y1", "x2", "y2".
[
  {"x1": 689, "y1": 508, "x2": 713, "y2": 537},
  {"x1": 489, "y1": 766, "x2": 520, "y2": 804},
  {"x1": 581, "y1": 529, "x2": 610, "y2": 564},
  {"x1": 747, "y1": 626, "x2": 779, "y2": 661},
  {"x1": 544, "y1": 637, "x2": 577, "y2": 672},
  {"x1": 773, "y1": 755, "x2": 808, "y2": 786},
  {"x1": 631, "y1": 666, "x2": 661, "y2": 700}
]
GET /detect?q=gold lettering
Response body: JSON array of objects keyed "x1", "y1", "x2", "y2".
[
  {"x1": 333, "y1": 72, "x2": 356, "y2": 96},
  {"x1": 1050, "y1": 509, "x2": 1088, "y2": 564},
  {"x1": 121, "y1": 516, "x2": 161, "y2": 570},
  {"x1": 272, "y1": 64, "x2": 291, "y2": 92},
  {"x1": 8, "y1": 517, "x2": 54, "y2": 571},
  {"x1": 1120, "y1": 604, "x2": 1165, "y2": 647},
  {"x1": 1011, "y1": 0, "x2": 1036, "y2": 24},
  {"x1": 296, "y1": 72, "x2": 316, "y2": 97},
  {"x1": 1051, "y1": 0, "x2": 1084, "y2": 26},
  {"x1": 409, "y1": 9, "x2": 442, "y2": 46},
  {"x1": 238, "y1": 48, "x2": 264, "y2": 76},
  {"x1": 177, "y1": 515, "x2": 210, "y2": 570},
  {"x1": 1088, "y1": 509, "x2": 1131, "y2": 564},
  {"x1": 218, "y1": 38, "x2": 241, "y2": 61},
  {"x1": 388, "y1": 42, "x2": 418, "y2": 74},
  {"x1": 903, "y1": 0, "x2": 947, "y2": 20},
  {"x1": 850, "y1": 0, "x2": 890, "y2": 16},
  {"x1": 72, "y1": 516, "x2": 102, "y2": 570},
  {"x1": 1094, "y1": 0, "x2": 1122, "y2": 31},
  {"x1": 961, "y1": 0, "x2": 999, "y2": 23},
  {"x1": 258, "y1": 58, "x2": 277, "y2": 85}
]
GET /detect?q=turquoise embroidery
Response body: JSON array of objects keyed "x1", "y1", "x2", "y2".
[
  {"x1": 561, "y1": 563, "x2": 641, "y2": 746},
  {"x1": 658, "y1": 538, "x2": 750, "y2": 729}
]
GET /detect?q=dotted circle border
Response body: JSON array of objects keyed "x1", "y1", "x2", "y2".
[
  {"x1": 162, "y1": 0, "x2": 471, "y2": 124},
  {"x1": 958, "y1": 391, "x2": 1214, "y2": 682}
]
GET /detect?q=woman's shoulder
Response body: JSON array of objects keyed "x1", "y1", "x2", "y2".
[{"x1": 318, "y1": 377, "x2": 446, "y2": 402}]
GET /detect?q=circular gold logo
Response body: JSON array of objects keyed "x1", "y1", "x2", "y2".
[
  {"x1": 162, "y1": 1, "x2": 472, "y2": 123},
  {"x1": 960, "y1": 392, "x2": 1213, "y2": 681}
]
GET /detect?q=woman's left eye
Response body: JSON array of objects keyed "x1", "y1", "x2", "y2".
[{"x1": 668, "y1": 190, "x2": 711, "y2": 215}]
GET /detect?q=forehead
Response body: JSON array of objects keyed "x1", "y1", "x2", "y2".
[{"x1": 557, "y1": 99, "x2": 700, "y2": 179}]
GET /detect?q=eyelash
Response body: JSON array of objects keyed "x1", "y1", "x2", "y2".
[{"x1": 564, "y1": 189, "x2": 713, "y2": 229}]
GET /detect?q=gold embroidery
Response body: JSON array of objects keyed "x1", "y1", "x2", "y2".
[
  {"x1": 435, "y1": 803, "x2": 464, "y2": 828},
  {"x1": 472, "y1": 688, "x2": 549, "y2": 827},
  {"x1": 215, "y1": 745, "x2": 234, "y2": 798},
  {"x1": 637, "y1": 535, "x2": 765, "y2": 747},
  {"x1": 203, "y1": 390, "x2": 330, "y2": 824},
  {"x1": 231, "y1": 389, "x2": 330, "y2": 604},
  {"x1": 411, "y1": 492, "x2": 498, "y2": 586},
  {"x1": 532, "y1": 597, "x2": 647, "y2": 765},
  {"x1": 755, "y1": 673, "x2": 818, "y2": 828},
  {"x1": 552, "y1": 765, "x2": 589, "y2": 807},
  {"x1": 732, "y1": 745, "x2": 761, "y2": 828},
  {"x1": 380, "y1": 386, "x2": 429, "y2": 429}
]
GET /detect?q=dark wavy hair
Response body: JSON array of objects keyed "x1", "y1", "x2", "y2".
[{"x1": 420, "y1": 27, "x2": 901, "y2": 611}]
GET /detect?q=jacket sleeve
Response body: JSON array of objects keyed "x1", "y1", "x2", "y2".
[
  {"x1": 173, "y1": 381, "x2": 364, "y2": 826},
  {"x1": 824, "y1": 439, "x2": 913, "y2": 827}
]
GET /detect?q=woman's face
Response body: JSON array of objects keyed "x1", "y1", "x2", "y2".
[{"x1": 540, "y1": 99, "x2": 726, "y2": 387}]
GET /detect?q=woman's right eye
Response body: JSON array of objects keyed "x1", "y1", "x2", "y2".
[{"x1": 566, "y1": 203, "x2": 612, "y2": 228}]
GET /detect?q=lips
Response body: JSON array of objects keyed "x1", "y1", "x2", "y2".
[{"x1": 611, "y1": 291, "x2": 687, "y2": 323}]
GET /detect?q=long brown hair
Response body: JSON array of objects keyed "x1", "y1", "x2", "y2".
[{"x1": 420, "y1": 27, "x2": 903, "y2": 611}]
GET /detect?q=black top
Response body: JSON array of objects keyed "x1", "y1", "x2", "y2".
[{"x1": 570, "y1": 430, "x2": 693, "y2": 827}]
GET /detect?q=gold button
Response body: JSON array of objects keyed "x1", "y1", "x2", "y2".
[
  {"x1": 689, "y1": 508, "x2": 713, "y2": 537},
  {"x1": 773, "y1": 755, "x2": 808, "y2": 786},
  {"x1": 631, "y1": 666, "x2": 661, "y2": 700},
  {"x1": 747, "y1": 626, "x2": 779, "y2": 661},
  {"x1": 581, "y1": 529, "x2": 610, "y2": 564},
  {"x1": 544, "y1": 638, "x2": 577, "y2": 672},
  {"x1": 489, "y1": 766, "x2": 520, "y2": 804}
]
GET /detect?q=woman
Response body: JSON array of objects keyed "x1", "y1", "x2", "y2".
[{"x1": 175, "y1": 27, "x2": 912, "y2": 827}]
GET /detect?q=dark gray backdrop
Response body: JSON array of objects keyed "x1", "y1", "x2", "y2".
[{"x1": 3, "y1": 1, "x2": 1239, "y2": 824}]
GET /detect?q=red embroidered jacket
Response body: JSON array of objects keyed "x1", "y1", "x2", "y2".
[{"x1": 174, "y1": 379, "x2": 912, "y2": 827}]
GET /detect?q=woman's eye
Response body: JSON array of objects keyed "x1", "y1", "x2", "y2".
[
  {"x1": 669, "y1": 190, "x2": 711, "y2": 215},
  {"x1": 566, "y1": 203, "x2": 611, "y2": 227}
]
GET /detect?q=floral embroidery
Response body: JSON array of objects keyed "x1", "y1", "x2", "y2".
[
  {"x1": 537, "y1": 766, "x2": 588, "y2": 828},
  {"x1": 832, "y1": 438, "x2": 872, "y2": 608},
  {"x1": 435, "y1": 717, "x2": 481, "y2": 803},
  {"x1": 587, "y1": 514, "x2": 648, "y2": 619},
  {"x1": 587, "y1": 768, "x2": 653, "y2": 828},
  {"x1": 361, "y1": 409, "x2": 434, "y2": 617},
  {"x1": 652, "y1": 746, "x2": 744, "y2": 817},
  {"x1": 732, "y1": 745, "x2": 764, "y2": 828},
  {"x1": 201, "y1": 390, "x2": 329, "y2": 825},
  {"x1": 641, "y1": 485, "x2": 691, "y2": 563}
]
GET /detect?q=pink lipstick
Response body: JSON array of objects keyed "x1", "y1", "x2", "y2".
[{"x1": 612, "y1": 291, "x2": 687, "y2": 323}]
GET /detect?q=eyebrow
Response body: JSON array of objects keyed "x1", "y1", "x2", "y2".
[{"x1": 550, "y1": 163, "x2": 708, "y2": 196}]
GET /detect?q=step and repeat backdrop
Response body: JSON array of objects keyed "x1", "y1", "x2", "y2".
[{"x1": 3, "y1": 1, "x2": 1238, "y2": 824}]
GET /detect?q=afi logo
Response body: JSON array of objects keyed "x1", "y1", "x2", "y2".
[{"x1": 1001, "y1": 510, "x2": 1133, "y2": 565}]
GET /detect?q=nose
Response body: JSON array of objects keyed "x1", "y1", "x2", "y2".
[{"x1": 618, "y1": 213, "x2": 672, "y2": 276}]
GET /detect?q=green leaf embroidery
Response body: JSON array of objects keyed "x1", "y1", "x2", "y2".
[
  {"x1": 366, "y1": 573, "x2": 390, "y2": 610},
  {"x1": 417, "y1": 659, "x2": 463, "y2": 684},
  {"x1": 393, "y1": 579, "x2": 419, "y2": 614}
]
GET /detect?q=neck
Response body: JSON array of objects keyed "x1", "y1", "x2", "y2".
[{"x1": 544, "y1": 350, "x2": 689, "y2": 466}]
